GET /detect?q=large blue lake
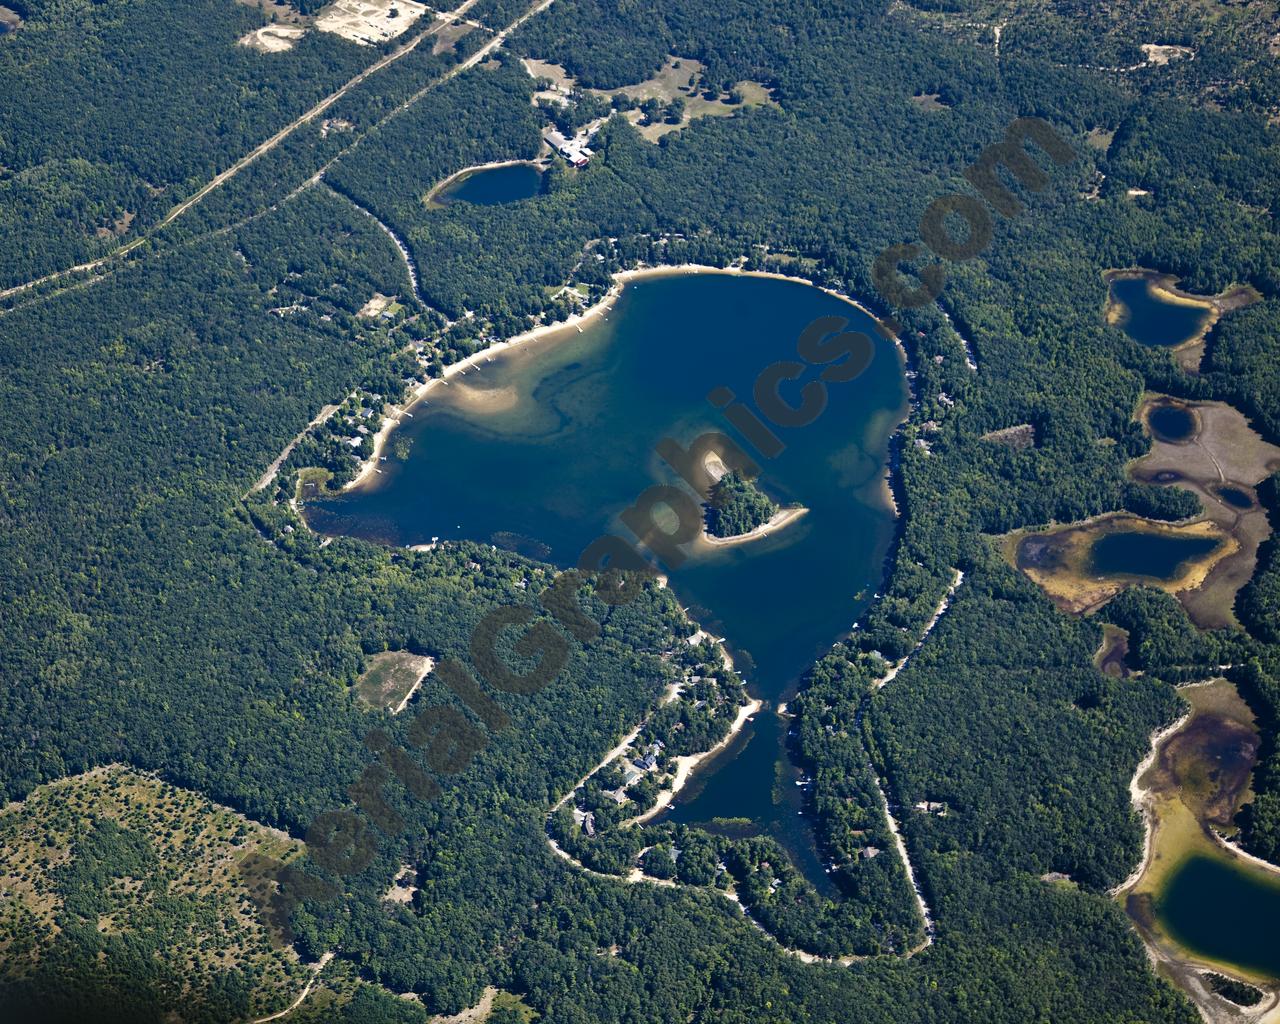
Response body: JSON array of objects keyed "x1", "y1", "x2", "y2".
[{"x1": 306, "y1": 272, "x2": 909, "y2": 886}]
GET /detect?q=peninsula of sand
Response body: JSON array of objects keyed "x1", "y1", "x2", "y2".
[{"x1": 699, "y1": 504, "x2": 809, "y2": 548}]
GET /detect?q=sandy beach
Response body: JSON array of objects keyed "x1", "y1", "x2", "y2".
[
  {"x1": 342, "y1": 279, "x2": 626, "y2": 491},
  {"x1": 699, "y1": 505, "x2": 808, "y2": 548},
  {"x1": 345, "y1": 261, "x2": 907, "y2": 493},
  {"x1": 627, "y1": 697, "x2": 764, "y2": 825}
]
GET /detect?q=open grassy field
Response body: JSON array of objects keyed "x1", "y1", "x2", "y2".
[
  {"x1": 522, "y1": 55, "x2": 776, "y2": 143},
  {"x1": 356, "y1": 649, "x2": 435, "y2": 712}
]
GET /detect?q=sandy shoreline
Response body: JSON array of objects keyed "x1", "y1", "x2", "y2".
[
  {"x1": 1112, "y1": 707, "x2": 1197, "y2": 899},
  {"x1": 1114, "y1": 688, "x2": 1280, "y2": 1023},
  {"x1": 699, "y1": 505, "x2": 808, "y2": 548},
  {"x1": 1102, "y1": 268, "x2": 1260, "y2": 374},
  {"x1": 628, "y1": 697, "x2": 764, "y2": 826},
  {"x1": 345, "y1": 262, "x2": 905, "y2": 494},
  {"x1": 342, "y1": 277, "x2": 626, "y2": 491}
]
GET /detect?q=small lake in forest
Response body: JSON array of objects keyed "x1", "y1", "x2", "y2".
[
  {"x1": 431, "y1": 163, "x2": 546, "y2": 207},
  {"x1": 1155, "y1": 853, "x2": 1280, "y2": 981},
  {"x1": 306, "y1": 271, "x2": 909, "y2": 888},
  {"x1": 1089, "y1": 531, "x2": 1220, "y2": 581},
  {"x1": 1109, "y1": 276, "x2": 1213, "y2": 348}
]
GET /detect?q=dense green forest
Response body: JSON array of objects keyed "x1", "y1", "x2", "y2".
[
  {"x1": 2, "y1": 0, "x2": 1280, "y2": 1019},
  {"x1": 704, "y1": 471, "x2": 778, "y2": 538},
  {"x1": 0, "y1": 0, "x2": 374, "y2": 289}
]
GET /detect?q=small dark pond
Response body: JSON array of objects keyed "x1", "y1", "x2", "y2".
[
  {"x1": 1110, "y1": 276, "x2": 1212, "y2": 348},
  {"x1": 1148, "y1": 403, "x2": 1197, "y2": 443},
  {"x1": 433, "y1": 163, "x2": 546, "y2": 207},
  {"x1": 1216, "y1": 486, "x2": 1253, "y2": 510},
  {"x1": 1155, "y1": 854, "x2": 1280, "y2": 981},
  {"x1": 1089, "y1": 531, "x2": 1220, "y2": 581}
]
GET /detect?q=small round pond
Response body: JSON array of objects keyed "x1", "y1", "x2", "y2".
[
  {"x1": 432, "y1": 163, "x2": 546, "y2": 207},
  {"x1": 1148, "y1": 403, "x2": 1197, "y2": 443}
]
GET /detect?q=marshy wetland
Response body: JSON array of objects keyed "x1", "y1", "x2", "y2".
[
  {"x1": 1008, "y1": 394, "x2": 1280, "y2": 628},
  {"x1": 1120, "y1": 678, "x2": 1280, "y2": 1019},
  {"x1": 1130, "y1": 395, "x2": 1280, "y2": 628},
  {"x1": 1009, "y1": 514, "x2": 1235, "y2": 618}
]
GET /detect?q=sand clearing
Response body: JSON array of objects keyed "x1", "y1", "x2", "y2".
[
  {"x1": 315, "y1": 0, "x2": 429, "y2": 45},
  {"x1": 239, "y1": 24, "x2": 307, "y2": 52}
]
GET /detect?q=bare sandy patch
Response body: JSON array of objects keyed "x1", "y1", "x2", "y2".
[
  {"x1": 239, "y1": 24, "x2": 308, "y2": 52},
  {"x1": 315, "y1": 0, "x2": 429, "y2": 45},
  {"x1": 911, "y1": 92, "x2": 950, "y2": 112},
  {"x1": 431, "y1": 986, "x2": 496, "y2": 1024},
  {"x1": 981, "y1": 423, "x2": 1035, "y2": 449},
  {"x1": 383, "y1": 863, "x2": 418, "y2": 904},
  {"x1": 1086, "y1": 127, "x2": 1116, "y2": 152},
  {"x1": 1141, "y1": 43, "x2": 1195, "y2": 66},
  {"x1": 358, "y1": 291, "x2": 397, "y2": 318},
  {"x1": 444, "y1": 380, "x2": 520, "y2": 414},
  {"x1": 357, "y1": 650, "x2": 435, "y2": 712}
]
